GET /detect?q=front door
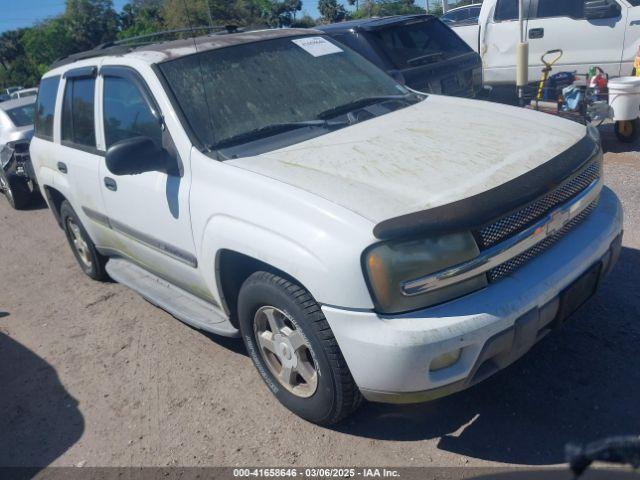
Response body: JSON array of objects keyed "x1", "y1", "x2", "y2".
[
  {"x1": 97, "y1": 67, "x2": 202, "y2": 294},
  {"x1": 526, "y1": 0, "x2": 626, "y2": 78},
  {"x1": 481, "y1": 0, "x2": 533, "y2": 84}
]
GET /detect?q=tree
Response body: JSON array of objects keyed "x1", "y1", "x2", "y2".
[
  {"x1": 119, "y1": 0, "x2": 165, "y2": 38},
  {"x1": 291, "y1": 14, "x2": 317, "y2": 27},
  {"x1": 352, "y1": 0, "x2": 423, "y2": 17},
  {"x1": 318, "y1": 0, "x2": 348, "y2": 23},
  {"x1": 22, "y1": 18, "x2": 75, "y2": 76},
  {"x1": 63, "y1": 0, "x2": 119, "y2": 50}
]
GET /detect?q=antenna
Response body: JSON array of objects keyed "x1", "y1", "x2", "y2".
[{"x1": 180, "y1": 0, "x2": 218, "y2": 154}]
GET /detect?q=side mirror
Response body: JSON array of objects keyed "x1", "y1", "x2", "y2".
[
  {"x1": 584, "y1": 0, "x2": 621, "y2": 19},
  {"x1": 105, "y1": 136, "x2": 172, "y2": 176}
]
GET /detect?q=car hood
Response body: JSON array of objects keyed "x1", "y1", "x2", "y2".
[{"x1": 227, "y1": 95, "x2": 587, "y2": 226}]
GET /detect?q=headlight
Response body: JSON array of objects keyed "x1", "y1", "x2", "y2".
[{"x1": 363, "y1": 232, "x2": 487, "y2": 314}]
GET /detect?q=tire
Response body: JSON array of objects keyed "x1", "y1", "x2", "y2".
[
  {"x1": 60, "y1": 200, "x2": 108, "y2": 281},
  {"x1": 614, "y1": 119, "x2": 640, "y2": 143},
  {"x1": 0, "y1": 172, "x2": 31, "y2": 210},
  {"x1": 238, "y1": 271, "x2": 362, "y2": 425}
]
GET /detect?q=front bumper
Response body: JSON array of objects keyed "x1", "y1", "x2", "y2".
[{"x1": 322, "y1": 187, "x2": 623, "y2": 403}]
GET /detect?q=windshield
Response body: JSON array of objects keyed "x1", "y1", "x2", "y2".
[
  {"x1": 368, "y1": 18, "x2": 471, "y2": 70},
  {"x1": 6, "y1": 104, "x2": 35, "y2": 127},
  {"x1": 159, "y1": 35, "x2": 414, "y2": 155}
]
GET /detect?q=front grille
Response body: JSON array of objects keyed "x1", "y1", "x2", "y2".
[
  {"x1": 476, "y1": 159, "x2": 601, "y2": 250},
  {"x1": 488, "y1": 199, "x2": 599, "y2": 282}
]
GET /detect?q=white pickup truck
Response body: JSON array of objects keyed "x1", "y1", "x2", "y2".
[{"x1": 452, "y1": 0, "x2": 640, "y2": 85}]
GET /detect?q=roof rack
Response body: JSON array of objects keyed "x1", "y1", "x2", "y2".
[{"x1": 50, "y1": 25, "x2": 242, "y2": 69}]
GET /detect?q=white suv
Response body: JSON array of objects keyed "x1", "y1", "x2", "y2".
[{"x1": 30, "y1": 28, "x2": 623, "y2": 424}]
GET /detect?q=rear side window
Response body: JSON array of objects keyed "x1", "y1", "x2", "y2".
[
  {"x1": 103, "y1": 76, "x2": 162, "y2": 149},
  {"x1": 7, "y1": 104, "x2": 35, "y2": 127},
  {"x1": 34, "y1": 76, "x2": 60, "y2": 140},
  {"x1": 495, "y1": 0, "x2": 518, "y2": 20},
  {"x1": 62, "y1": 77, "x2": 96, "y2": 148}
]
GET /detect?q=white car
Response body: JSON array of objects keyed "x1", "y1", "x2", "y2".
[
  {"x1": 0, "y1": 96, "x2": 37, "y2": 208},
  {"x1": 441, "y1": 3, "x2": 482, "y2": 24},
  {"x1": 30, "y1": 28, "x2": 622, "y2": 424},
  {"x1": 452, "y1": 0, "x2": 640, "y2": 85},
  {"x1": 10, "y1": 87, "x2": 38, "y2": 100}
]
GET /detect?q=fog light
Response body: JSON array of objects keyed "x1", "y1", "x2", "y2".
[{"x1": 430, "y1": 348, "x2": 462, "y2": 371}]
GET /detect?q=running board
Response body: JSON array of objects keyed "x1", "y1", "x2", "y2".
[{"x1": 105, "y1": 258, "x2": 239, "y2": 337}]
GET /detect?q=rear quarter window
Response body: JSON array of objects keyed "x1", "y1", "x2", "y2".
[{"x1": 34, "y1": 76, "x2": 60, "y2": 140}]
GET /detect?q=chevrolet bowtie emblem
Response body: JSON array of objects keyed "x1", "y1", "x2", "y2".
[{"x1": 547, "y1": 209, "x2": 571, "y2": 236}]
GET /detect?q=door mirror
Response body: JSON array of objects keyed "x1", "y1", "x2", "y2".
[
  {"x1": 106, "y1": 136, "x2": 172, "y2": 176},
  {"x1": 584, "y1": 0, "x2": 621, "y2": 19}
]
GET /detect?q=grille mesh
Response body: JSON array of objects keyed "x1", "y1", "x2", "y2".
[
  {"x1": 488, "y1": 200, "x2": 599, "y2": 282},
  {"x1": 477, "y1": 159, "x2": 601, "y2": 249}
]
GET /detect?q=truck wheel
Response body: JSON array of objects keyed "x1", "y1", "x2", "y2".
[
  {"x1": 60, "y1": 201, "x2": 107, "y2": 281},
  {"x1": 614, "y1": 119, "x2": 640, "y2": 143},
  {"x1": 0, "y1": 172, "x2": 31, "y2": 210},
  {"x1": 238, "y1": 271, "x2": 362, "y2": 425}
]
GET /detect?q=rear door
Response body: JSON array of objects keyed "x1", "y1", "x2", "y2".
[
  {"x1": 55, "y1": 66, "x2": 111, "y2": 246},
  {"x1": 526, "y1": 0, "x2": 626, "y2": 78}
]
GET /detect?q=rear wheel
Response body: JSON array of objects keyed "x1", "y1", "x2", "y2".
[
  {"x1": 60, "y1": 201, "x2": 108, "y2": 281},
  {"x1": 0, "y1": 172, "x2": 31, "y2": 210},
  {"x1": 614, "y1": 119, "x2": 640, "y2": 143},
  {"x1": 238, "y1": 271, "x2": 362, "y2": 425}
]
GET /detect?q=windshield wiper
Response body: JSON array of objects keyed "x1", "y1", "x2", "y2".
[
  {"x1": 212, "y1": 120, "x2": 347, "y2": 149},
  {"x1": 407, "y1": 52, "x2": 445, "y2": 66},
  {"x1": 316, "y1": 94, "x2": 414, "y2": 120}
]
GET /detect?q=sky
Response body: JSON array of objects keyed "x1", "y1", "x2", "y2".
[{"x1": 0, "y1": 0, "x2": 324, "y2": 34}]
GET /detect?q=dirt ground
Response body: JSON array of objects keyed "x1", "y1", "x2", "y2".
[{"x1": 1, "y1": 124, "x2": 639, "y2": 469}]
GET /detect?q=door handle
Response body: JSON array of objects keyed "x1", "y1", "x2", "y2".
[
  {"x1": 104, "y1": 177, "x2": 118, "y2": 191},
  {"x1": 529, "y1": 28, "x2": 544, "y2": 39},
  {"x1": 57, "y1": 162, "x2": 67, "y2": 174}
]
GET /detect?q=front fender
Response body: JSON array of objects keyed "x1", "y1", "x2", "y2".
[{"x1": 199, "y1": 214, "x2": 375, "y2": 310}]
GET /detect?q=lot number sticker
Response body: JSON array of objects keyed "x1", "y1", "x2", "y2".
[{"x1": 292, "y1": 37, "x2": 343, "y2": 57}]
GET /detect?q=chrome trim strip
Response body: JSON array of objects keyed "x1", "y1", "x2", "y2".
[
  {"x1": 81, "y1": 207, "x2": 198, "y2": 268},
  {"x1": 110, "y1": 218, "x2": 198, "y2": 268},
  {"x1": 401, "y1": 178, "x2": 603, "y2": 297},
  {"x1": 82, "y1": 206, "x2": 111, "y2": 228}
]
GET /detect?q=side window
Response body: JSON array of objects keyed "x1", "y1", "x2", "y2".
[
  {"x1": 494, "y1": 0, "x2": 519, "y2": 20},
  {"x1": 61, "y1": 76, "x2": 96, "y2": 148},
  {"x1": 103, "y1": 76, "x2": 162, "y2": 149},
  {"x1": 34, "y1": 76, "x2": 60, "y2": 140},
  {"x1": 535, "y1": 0, "x2": 585, "y2": 18}
]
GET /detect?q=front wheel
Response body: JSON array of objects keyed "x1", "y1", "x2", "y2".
[
  {"x1": 238, "y1": 271, "x2": 362, "y2": 425},
  {"x1": 614, "y1": 118, "x2": 640, "y2": 143}
]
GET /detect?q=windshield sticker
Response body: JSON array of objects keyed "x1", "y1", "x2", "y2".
[{"x1": 292, "y1": 37, "x2": 343, "y2": 57}]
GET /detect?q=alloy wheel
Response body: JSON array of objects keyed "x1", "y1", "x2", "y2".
[
  {"x1": 66, "y1": 217, "x2": 92, "y2": 268},
  {"x1": 253, "y1": 305, "x2": 318, "y2": 398}
]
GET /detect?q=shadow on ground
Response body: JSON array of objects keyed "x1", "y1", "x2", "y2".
[
  {"x1": 0, "y1": 322, "x2": 84, "y2": 467},
  {"x1": 599, "y1": 123, "x2": 640, "y2": 154},
  {"x1": 335, "y1": 247, "x2": 640, "y2": 466}
]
